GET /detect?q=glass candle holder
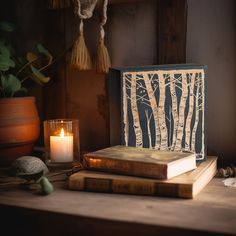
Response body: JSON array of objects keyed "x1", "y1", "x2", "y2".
[{"x1": 44, "y1": 119, "x2": 80, "y2": 168}]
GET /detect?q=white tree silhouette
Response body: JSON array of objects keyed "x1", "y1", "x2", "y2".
[
  {"x1": 130, "y1": 73, "x2": 143, "y2": 147},
  {"x1": 142, "y1": 73, "x2": 161, "y2": 149},
  {"x1": 169, "y1": 72, "x2": 179, "y2": 150},
  {"x1": 122, "y1": 68, "x2": 205, "y2": 158},
  {"x1": 185, "y1": 73, "x2": 196, "y2": 151},
  {"x1": 158, "y1": 73, "x2": 169, "y2": 150},
  {"x1": 191, "y1": 80, "x2": 200, "y2": 152},
  {"x1": 123, "y1": 73, "x2": 130, "y2": 146},
  {"x1": 174, "y1": 72, "x2": 188, "y2": 151},
  {"x1": 145, "y1": 109, "x2": 153, "y2": 148}
]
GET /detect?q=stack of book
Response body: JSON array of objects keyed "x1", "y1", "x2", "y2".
[{"x1": 68, "y1": 146, "x2": 217, "y2": 198}]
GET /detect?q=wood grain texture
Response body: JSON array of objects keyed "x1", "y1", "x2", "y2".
[
  {"x1": 2, "y1": 1, "x2": 235, "y2": 166},
  {"x1": 46, "y1": 0, "x2": 159, "y2": 152},
  {"x1": 43, "y1": 8, "x2": 68, "y2": 119},
  {"x1": 83, "y1": 145, "x2": 196, "y2": 179},
  {"x1": 186, "y1": 0, "x2": 236, "y2": 166},
  {"x1": 109, "y1": 0, "x2": 147, "y2": 4},
  {"x1": 2, "y1": 0, "x2": 184, "y2": 154},
  {"x1": 157, "y1": 0, "x2": 187, "y2": 64},
  {"x1": 69, "y1": 156, "x2": 217, "y2": 198},
  {"x1": 0, "y1": 178, "x2": 235, "y2": 236}
]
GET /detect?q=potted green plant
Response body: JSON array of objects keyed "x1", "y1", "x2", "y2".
[{"x1": 0, "y1": 21, "x2": 53, "y2": 166}]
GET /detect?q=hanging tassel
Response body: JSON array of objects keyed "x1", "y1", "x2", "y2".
[
  {"x1": 48, "y1": 0, "x2": 70, "y2": 9},
  {"x1": 70, "y1": 0, "x2": 97, "y2": 70},
  {"x1": 95, "y1": 28, "x2": 111, "y2": 73},
  {"x1": 95, "y1": 0, "x2": 111, "y2": 73},
  {"x1": 71, "y1": 20, "x2": 92, "y2": 70}
]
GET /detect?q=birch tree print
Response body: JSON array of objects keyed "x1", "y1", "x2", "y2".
[
  {"x1": 130, "y1": 73, "x2": 143, "y2": 147},
  {"x1": 142, "y1": 73, "x2": 161, "y2": 149},
  {"x1": 174, "y1": 72, "x2": 188, "y2": 152},
  {"x1": 169, "y1": 72, "x2": 179, "y2": 150},
  {"x1": 191, "y1": 80, "x2": 200, "y2": 152},
  {"x1": 123, "y1": 74, "x2": 129, "y2": 146},
  {"x1": 200, "y1": 71, "x2": 205, "y2": 160},
  {"x1": 122, "y1": 67, "x2": 206, "y2": 160},
  {"x1": 145, "y1": 109, "x2": 152, "y2": 148},
  {"x1": 185, "y1": 73, "x2": 196, "y2": 151},
  {"x1": 158, "y1": 73, "x2": 168, "y2": 150}
]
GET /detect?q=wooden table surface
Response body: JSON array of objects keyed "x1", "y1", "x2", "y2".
[{"x1": 0, "y1": 178, "x2": 236, "y2": 236}]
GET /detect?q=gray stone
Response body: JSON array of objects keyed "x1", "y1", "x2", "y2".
[{"x1": 11, "y1": 156, "x2": 49, "y2": 176}]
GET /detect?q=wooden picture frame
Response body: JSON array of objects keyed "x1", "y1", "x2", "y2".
[{"x1": 109, "y1": 64, "x2": 207, "y2": 161}]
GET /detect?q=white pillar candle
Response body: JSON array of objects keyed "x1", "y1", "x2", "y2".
[{"x1": 50, "y1": 128, "x2": 73, "y2": 162}]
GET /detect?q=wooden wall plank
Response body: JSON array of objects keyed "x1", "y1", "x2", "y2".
[
  {"x1": 157, "y1": 0, "x2": 187, "y2": 64},
  {"x1": 2, "y1": 0, "x2": 187, "y2": 153},
  {"x1": 43, "y1": 9, "x2": 67, "y2": 120},
  {"x1": 187, "y1": 0, "x2": 236, "y2": 165},
  {"x1": 43, "y1": 0, "x2": 187, "y2": 152},
  {"x1": 109, "y1": 0, "x2": 147, "y2": 4},
  {"x1": 48, "y1": 1, "x2": 159, "y2": 152}
]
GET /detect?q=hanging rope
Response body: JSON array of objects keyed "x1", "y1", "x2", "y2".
[
  {"x1": 71, "y1": 0, "x2": 97, "y2": 70},
  {"x1": 95, "y1": 0, "x2": 111, "y2": 73}
]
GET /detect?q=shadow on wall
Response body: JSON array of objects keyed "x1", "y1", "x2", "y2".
[{"x1": 186, "y1": 0, "x2": 236, "y2": 165}]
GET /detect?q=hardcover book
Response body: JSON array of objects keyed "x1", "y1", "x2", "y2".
[
  {"x1": 69, "y1": 156, "x2": 217, "y2": 199},
  {"x1": 83, "y1": 145, "x2": 196, "y2": 179},
  {"x1": 109, "y1": 64, "x2": 207, "y2": 161}
]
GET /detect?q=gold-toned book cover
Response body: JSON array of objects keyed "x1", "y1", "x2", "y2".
[
  {"x1": 69, "y1": 156, "x2": 217, "y2": 199},
  {"x1": 83, "y1": 145, "x2": 196, "y2": 179}
]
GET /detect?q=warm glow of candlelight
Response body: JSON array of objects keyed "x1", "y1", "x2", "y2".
[
  {"x1": 60, "y1": 128, "x2": 65, "y2": 137},
  {"x1": 50, "y1": 128, "x2": 73, "y2": 162}
]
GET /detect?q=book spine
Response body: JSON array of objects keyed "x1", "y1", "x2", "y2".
[
  {"x1": 69, "y1": 176, "x2": 192, "y2": 198},
  {"x1": 83, "y1": 156, "x2": 167, "y2": 179}
]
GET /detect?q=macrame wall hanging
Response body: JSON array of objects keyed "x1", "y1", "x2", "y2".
[
  {"x1": 71, "y1": 0, "x2": 97, "y2": 70},
  {"x1": 71, "y1": 0, "x2": 111, "y2": 73},
  {"x1": 48, "y1": 0, "x2": 111, "y2": 73},
  {"x1": 95, "y1": 0, "x2": 111, "y2": 73}
]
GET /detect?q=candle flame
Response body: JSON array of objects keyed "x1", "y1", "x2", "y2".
[{"x1": 60, "y1": 128, "x2": 65, "y2": 137}]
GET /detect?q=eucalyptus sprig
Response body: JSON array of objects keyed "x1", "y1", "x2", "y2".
[{"x1": 0, "y1": 21, "x2": 53, "y2": 98}]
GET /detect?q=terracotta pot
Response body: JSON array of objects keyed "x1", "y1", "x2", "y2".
[{"x1": 0, "y1": 97, "x2": 40, "y2": 166}]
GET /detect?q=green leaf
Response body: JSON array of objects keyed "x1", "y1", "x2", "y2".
[
  {"x1": 26, "y1": 52, "x2": 38, "y2": 63},
  {"x1": 18, "y1": 87, "x2": 28, "y2": 93},
  {"x1": 30, "y1": 65, "x2": 50, "y2": 84},
  {"x1": 40, "y1": 177, "x2": 54, "y2": 195},
  {"x1": 2, "y1": 74, "x2": 21, "y2": 97},
  {"x1": 0, "y1": 21, "x2": 15, "y2": 32},
  {"x1": 11, "y1": 86, "x2": 28, "y2": 97},
  {"x1": 0, "y1": 55, "x2": 15, "y2": 71},
  {"x1": 0, "y1": 40, "x2": 10, "y2": 57},
  {"x1": 15, "y1": 56, "x2": 27, "y2": 69},
  {"x1": 1, "y1": 75, "x2": 6, "y2": 87},
  {"x1": 30, "y1": 74, "x2": 43, "y2": 85},
  {"x1": 37, "y1": 44, "x2": 52, "y2": 64}
]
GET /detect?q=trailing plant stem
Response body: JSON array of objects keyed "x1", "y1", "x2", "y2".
[
  {"x1": 21, "y1": 62, "x2": 51, "y2": 84},
  {"x1": 16, "y1": 58, "x2": 38, "y2": 77}
]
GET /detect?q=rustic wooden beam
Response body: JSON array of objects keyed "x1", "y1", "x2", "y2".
[
  {"x1": 43, "y1": 9, "x2": 67, "y2": 120},
  {"x1": 109, "y1": 0, "x2": 146, "y2": 4},
  {"x1": 157, "y1": 0, "x2": 187, "y2": 64}
]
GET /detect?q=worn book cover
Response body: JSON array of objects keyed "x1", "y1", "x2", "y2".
[
  {"x1": 109, "y1": 64, "x2": 207, "y2": 161},
  {"x1": 69, "y1": 156, "x2": 217, "y2": 199},
  {"x1": 83, "y1": 145, "x2": 196, "y2": 179}
]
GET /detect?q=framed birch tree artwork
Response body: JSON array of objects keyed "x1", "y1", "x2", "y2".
[{"x1": 109, "y1": 64, "x2": 207, "y2": 161}]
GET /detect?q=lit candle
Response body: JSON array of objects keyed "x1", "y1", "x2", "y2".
[{"x1": 50, "y1": 128, "x2": 73, "y2": 162}]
